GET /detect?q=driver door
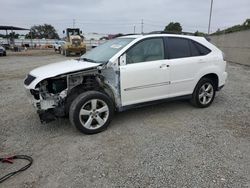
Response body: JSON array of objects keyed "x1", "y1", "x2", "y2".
[{"x1": 120, "y1": 37, "x2": 170, "y2": 106}]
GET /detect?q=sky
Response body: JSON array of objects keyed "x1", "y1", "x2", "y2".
[{"x1": 0, "y1": 0, "x2": 250, "y2": 36}]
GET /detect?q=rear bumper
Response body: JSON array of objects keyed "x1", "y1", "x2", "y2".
[
  {"x1": 219, "y1": 72, "x2": 228, "y2": 87},
  {"x1": 218, "y1": 85, "x2": 224, "y2": 91}
]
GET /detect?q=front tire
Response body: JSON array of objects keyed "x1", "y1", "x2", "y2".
[
  {"x1": 191, "y1": 78, "x2": 216, "y2": 108},
  {"x1": 69, "y1": 91, "x2": 114, "y2": 134},
  {"x1": 65, "y1": 50, "x2": 69, "y2": 57}
]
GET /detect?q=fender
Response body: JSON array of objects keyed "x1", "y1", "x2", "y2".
[{"x1": 193, "y1": 64, "x2": 221, "y2": 91}]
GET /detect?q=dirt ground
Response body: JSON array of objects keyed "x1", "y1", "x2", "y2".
[{"x1": 0, "y1": 50, "x2": 249, "y2": 188}]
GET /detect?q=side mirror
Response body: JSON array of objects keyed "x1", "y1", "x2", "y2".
[
  {"x1": 80, "y1": 30, "x2": 83, "y2": 34},
  {"x1": 119, "y1": 54, "x2": 126, "y2": 66},
  {"x1": 63, "y1": 30, "x2": 65, "y2": 34}
]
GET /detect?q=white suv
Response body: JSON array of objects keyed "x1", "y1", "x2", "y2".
[
  {"x1": 24, "y1": 34, "x2": 227, "y2": 134},
  {"x1": 53, "y1": 41, "x2": 65, "y2": 53}
]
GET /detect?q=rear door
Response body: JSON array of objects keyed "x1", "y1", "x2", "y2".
[{"x1": 165, "y1": 37, "x2": 211, "y2": 97}]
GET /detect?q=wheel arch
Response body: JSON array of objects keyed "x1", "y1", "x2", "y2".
[
  {"x1": 65, "y1": 75, "x2": 116, "y2": 114},
  {"x1": 194, "y1": 65, "x2": 221, "y2": 92},
  {"x1": 199, "y1": 73, "x2": 219, "y2": 90}
]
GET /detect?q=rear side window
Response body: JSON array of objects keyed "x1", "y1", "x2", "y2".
[
  {"x1": 166, "y1": 37, "x2": 211, "y2": 59},
  {"x1": 167, "y1": 37, "x2": 190, "y2": 59},
  {"x1": 189, "y1": 41, "x2": 200, "y2": 56}
]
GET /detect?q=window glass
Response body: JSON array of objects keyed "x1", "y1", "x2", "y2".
[
  {"x1": 194, "y1": 41, "x2": 211, "y2": 55},
  {"x1": 167, "y1": 37, "x2": 190, "y2": 59},
  {"x1": 126, "y1": 38, "x2": 164, "y2": 64},
  {"x1": 80, "y1": 38, "x2": 134, "y2": 63},
  {"x1": 189, "y1": 41, "x2": 200, "y2": 56}
]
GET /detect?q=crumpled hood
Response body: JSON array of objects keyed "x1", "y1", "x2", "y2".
[{"x1": 25, "y1": 59, "x2": 101, "y2": 89}]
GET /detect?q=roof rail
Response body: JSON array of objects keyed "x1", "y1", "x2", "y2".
[
  {"x1": 147, "y1": 31, "x2": 196, "y2": 36},
  {"x1": 109, "y1": 33, "x2": 138, "y2": 39},
  {"x1": 146, "y1": 31, "x2": 212, "y2": 41}
]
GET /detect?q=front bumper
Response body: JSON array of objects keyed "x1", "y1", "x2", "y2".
[
  {"x1": 66, "y1": 47, "x2": 86, "y2": 52},
  {"x1": 0, "y1": 51, "x2": 5, "y2": 55},
  {"x1": 25, "y1": 89, "x2": 39, "y2": 108},
  {"x1": 38, "y1": 109, "x2": 57, "y2": 123},
  {"x1": 38, "y1": 107, "x2": 65, "y2": 123},
  {"x1": 25, "y1": 89, "x2": 65, "y2": 123}
]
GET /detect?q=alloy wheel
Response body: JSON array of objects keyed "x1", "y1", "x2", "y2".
[
  {"x1": 198, "y1": 83, "x2": 214, "y2": 105},
  {"x1": 78, "y1": 99, "x2": 109, "y2": 130}
]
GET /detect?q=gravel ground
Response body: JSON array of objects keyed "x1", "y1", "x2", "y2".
[{"x1": 0, "y1": 51, "x2": 249, "y2": 188}]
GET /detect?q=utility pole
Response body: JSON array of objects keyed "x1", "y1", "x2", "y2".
[
  {"x1": 208, "y1": 0, "x2": 214, "y2": 34},
  {"x1": 73, "y1": 19, "x2": 76, "y2": 28},
  {"x1": 134, "y1": 25, "x2": 136, "y2": 34},
  {"x1": 141, "y1": 19, "x2": 144, "y2": 34}
]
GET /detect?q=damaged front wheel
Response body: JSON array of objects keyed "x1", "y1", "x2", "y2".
[{"x1": 69, "y1": 91, "x2": 114, "y2": 134}]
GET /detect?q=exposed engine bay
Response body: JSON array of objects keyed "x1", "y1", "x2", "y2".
[{"x1": 26, "y1": 63, "x2": 120, "y2": 123}]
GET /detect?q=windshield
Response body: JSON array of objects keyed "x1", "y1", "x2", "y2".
[{"x1": 80, "y1": 38, "x2": 135, "y2": 63}]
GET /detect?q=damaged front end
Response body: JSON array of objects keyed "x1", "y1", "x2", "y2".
[
  {"x1": 24, "y1": 63, "x2": 120, "y2": 124},
  {"x1": 27, "y1": 76, "x2": 68, "y2": 123}
]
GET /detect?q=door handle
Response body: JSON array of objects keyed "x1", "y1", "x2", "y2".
[{"x1": 160, "y1": 64, "x2": 170, "y2": 68}]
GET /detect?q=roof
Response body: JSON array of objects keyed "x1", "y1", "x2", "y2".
[
  {"x1": 0, "y1": 26, "x2": 29, "y2": 30},
  {"x1": 120, "y1": 35, "x2": 142, "y2": 39},
  {"x1": 120, "y1": 34, "x2": 204, "y2": 40}
]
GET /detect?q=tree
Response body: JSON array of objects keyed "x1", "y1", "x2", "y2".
[
  {"x1": 194, "y1": 30, "x2": 206, "y2": 36},
  {"x1": 9, "y1": 32, "x2": 20, "y2": 39},
  {"x1": 164, "y1": 22, "x2": 182, "y2": 33},
  {"x1": 0, "y1": 32, "x2": 20, "y2": 39},
  {"x1": 211, "y1": 18, "x2": 250, "y2": 35},
  {"x1": 26, "y1": 24, "x2": 59, "y2": 39},
  {"x1": 243, "y1": 19, "x2": 250, "y2": 27}
]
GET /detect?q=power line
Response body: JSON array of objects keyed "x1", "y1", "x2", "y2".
[{"x1": 141, "y1": 19, "x2": 144, "y2": 34}]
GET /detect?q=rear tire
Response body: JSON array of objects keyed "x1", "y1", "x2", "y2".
[
  {"x1": 65, "y1": 50, "x2": 69, "y2": 57},
  {"x1": 191, "y1": 78, "x2": 216, "y2": 108},
  {"x1": 69, "y1": 91, "x2": 114, "y2": 134}
]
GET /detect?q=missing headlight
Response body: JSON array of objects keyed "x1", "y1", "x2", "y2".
[
  {"x1": 47, "y1": 78, "x2": 67, "y2": 94},
  {"x1": 30, "y1": 89, "x2": 39, "y2": 100}
]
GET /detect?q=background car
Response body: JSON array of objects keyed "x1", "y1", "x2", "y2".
[
  {"x1": 0, "y1": 45, "x2": 6, "y2": 56},
  {"x1": 53, "y1": 41, "x2": 65, "y2": 53}
]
